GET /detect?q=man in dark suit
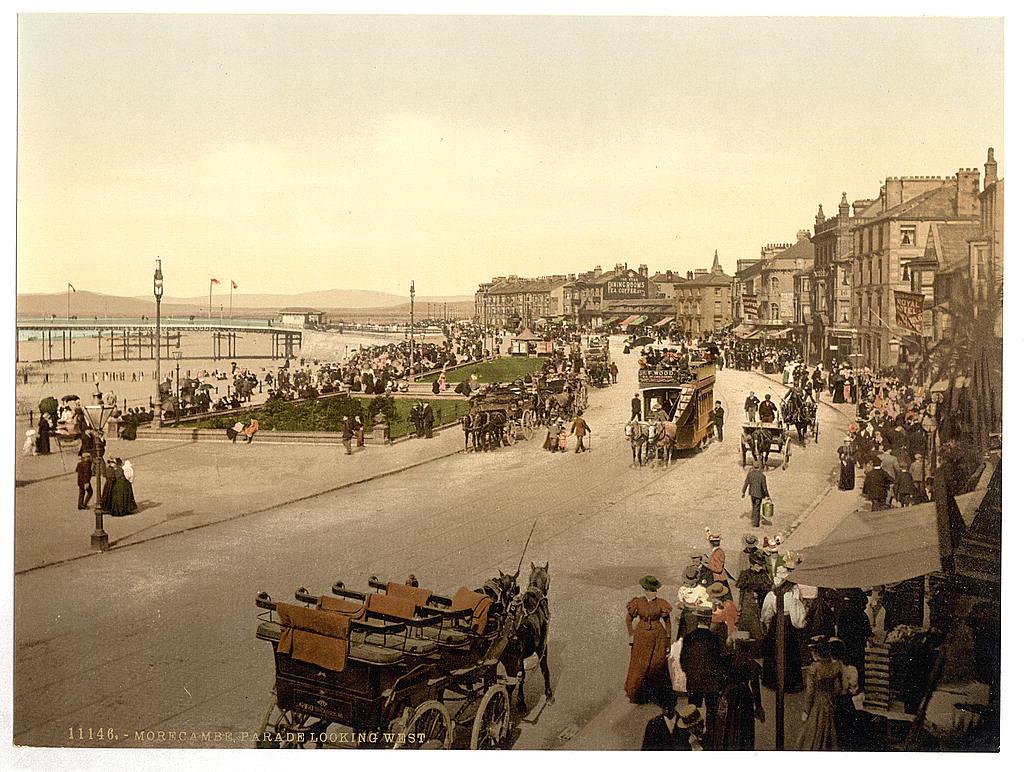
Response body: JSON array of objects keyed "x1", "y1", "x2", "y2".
[
  {"x1": 741, "y1": 460, "x2": 770, "y2": 527},
  {"x1": 744, "y1": 392, "x2": 760, "y2": 422},
  {"x1": 863, "y1": 459, "x2": 891, "y2": 510},
  {"x1": 76, "y1": 452, "x2": 93, "y2": 509},
  {"x1": 758, "y1": 394, "x2": 778, "y2": 423},
  {"x1": 630, "y1": 393, "x2": 642, "y2": 422},
  {"x1": 680, "y1": 608, "x2": 725, "y2": 742},
  {"x1": 711, "y1": 400, "x2": 725, "y2": 441},
  {"x1": 641, "y1": 702, "x2": 705, "y2": 750}
]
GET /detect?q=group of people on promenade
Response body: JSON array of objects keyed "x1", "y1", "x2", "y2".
[{"x1": 626, "y1": 529, "x2": 875, "y2": 751}]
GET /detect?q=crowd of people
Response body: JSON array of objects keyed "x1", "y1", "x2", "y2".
[{"x1": 627, "y1": 528, "x2": 879, "y2": 751}]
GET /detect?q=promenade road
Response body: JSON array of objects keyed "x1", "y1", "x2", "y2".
[{"x1": 13, "y1": 336, "x2": 856, "y2": 750}]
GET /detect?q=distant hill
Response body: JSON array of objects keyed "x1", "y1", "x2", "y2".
[
  {"x1": 17, "y1": 289, "x2": 475, "y2": 320},
  {"x1": 135, "y1": 289, "x2": 473, "y2": 309}
]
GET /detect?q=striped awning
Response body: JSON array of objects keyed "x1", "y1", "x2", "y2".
[
  {"x1": 619, "y1": 314, "x2": 639, "y2": 326},
  {"x1": 653, "y1": 316, "x2": 674, "y2": 327},
  {"x1": 767, "y1": 327, "x2": 792, "y2": 339},
  {"x1": 627, "y1": 315, "x2": 648, "y2": 326}
]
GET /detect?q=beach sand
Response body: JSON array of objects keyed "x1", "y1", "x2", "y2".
[{"x1": 14, "y1": 329, "x2": 410, "y2": 420}]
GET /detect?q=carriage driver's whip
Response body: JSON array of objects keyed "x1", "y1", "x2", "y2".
[{"x1": 513, "y1": 519, "x2": 539, "y2": 581}]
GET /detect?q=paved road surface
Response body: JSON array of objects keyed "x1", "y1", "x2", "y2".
[{"x1": 14, "y1": 341, "x2": 847, "y2": 749}]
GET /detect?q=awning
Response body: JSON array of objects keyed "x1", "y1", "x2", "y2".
[
  {"x1": 619, "y1": 314, "x2": 639, "y2": 327},
  {"x1": 653, "y1": 316, "x2": 675, "y2": 327},
  {"x1": 767, "y1": 327, "x2": 792, "y2": 339},
  {"x1": 548, "y1": 316, "x2": 564, "y2": 323},
  {"x1": 740, "y1": 329, "x2": 765, "y2": 339},
  {"x1": 628, "y1": 315, "x2": 649, "y2": 326},
  {"x1": 788, "y1": 500, "x2": 942, "y2": 588}
]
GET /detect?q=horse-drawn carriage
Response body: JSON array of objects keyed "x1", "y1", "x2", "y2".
[
  {"x1": 780, "y1": 388, "x2": 819, "y2": 443},
  {"x1": 254, "y1": 565, "x2": 552, "y2": 749},
  {"x1": 466, "y1": 386, "x2": 535, "y2": 451},
  {"x1": 535, "y1": 374, "x2": 586, "y2": 421},
  {"x1": 738, "y1": 421, "x2": 792, "y2": 470},
  {"x1": 584, "y1": 336, "x2": 611, "y2": 387}
]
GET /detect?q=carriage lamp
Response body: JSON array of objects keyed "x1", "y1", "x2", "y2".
[{"x1": 83, "y1": 402, "x2": 118, "y2": 551}]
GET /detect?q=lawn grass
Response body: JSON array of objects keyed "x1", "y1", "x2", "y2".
[
  {"x1": 417, "y1": 356, "x2": 544, "y2": 385},
  {"x1": 179, "y1": 394, "x2": 471, "y2": 440}
]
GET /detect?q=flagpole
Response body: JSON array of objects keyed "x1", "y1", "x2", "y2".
[
  {"x1": 67, "y1": 283, "x2": 71, "y2": 320},
  {"x1": 230, "y1": 281, "x2": 233, "y2": 319},
  {"x1": 209, "y1": 280, "x2": 213, "y2": 320}
]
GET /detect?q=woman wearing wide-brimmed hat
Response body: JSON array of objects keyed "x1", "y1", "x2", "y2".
[
  {"x1": 708, "y1": 582, "x2": 739, "y2": 643},
  {"x1": 625, "y1": 576, "x2": 673, "y2": 705},
  {"x1": 712, "y1": 631, "x2": 765, "y2": 750},
  {"x1": 736, "y1": 540, "x2": 772, "y2": 645},
  {"x1": 797, "y1": 635, "x2": 842, "y2": 750}
]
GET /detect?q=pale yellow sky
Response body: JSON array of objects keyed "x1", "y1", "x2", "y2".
[{"x1": 16, "y1": 14, "x2": 1003, "y2": 298}]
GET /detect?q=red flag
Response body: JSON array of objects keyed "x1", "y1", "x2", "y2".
[
  {"x1": 231, "y1": 280, "x2": 238, "y2": 289},
  {"x1": 210, "y1": 278, "x2": 221, "y2": 285}
]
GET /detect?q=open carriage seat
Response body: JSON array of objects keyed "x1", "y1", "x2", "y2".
[{"x1": 366, "y1": 580, "x2": 495, "y2": 642}]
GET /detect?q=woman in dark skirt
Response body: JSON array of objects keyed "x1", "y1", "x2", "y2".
[
  {"x1": 100, "y1": 459, "x2": 117, "y2": 512},
  {"x1": 837, "y1": 441, "x2": 857, "y2": 490},
  {"x1": 713, "y1": 632, "x2": 764, "y2": 750},
  {"x1": 760, "y1": 569, "x2": 807, "y2": 694},
  {"x1": 35, "y1": 414, "x2": 52, "y2": 455},
  {"x1": 109, "y1": 458, "x2": 138, "y2": 516},
  {"x1": 736, "y1": 552, "x2": 771, "y2": 647}
]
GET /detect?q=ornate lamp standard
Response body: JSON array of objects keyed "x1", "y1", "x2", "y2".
[
  {"x1": 154, "y1": 259, "x2": 164, "y2": 422},
  {"x1": 84, "y1": 399, "x2": 117, "y2": 551}
]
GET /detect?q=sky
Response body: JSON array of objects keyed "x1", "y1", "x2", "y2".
[{"x1": 16, "y1": 13, "x2": 1004, "y2": 299}]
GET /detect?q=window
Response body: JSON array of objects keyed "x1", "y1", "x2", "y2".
[
  {"x1": 770, "y1": 303, "x2": 780, "y2": 320},
  {"x1": 714, "y1": 301, "x2": 722, "y2": 317},
  {"x1": 877, "y1": 258, "x2": 883, "y2": 283},
  {"x1": 900, "y1": 225, "x2": 916, "y2": 246},
  {"x1": 868, "y1": 229, "x2": 873, "y2": 252},
  {"x1": 842, "y1": 268, "x2": 849, "y2": 286},
  {"x1": 770, "y1": 276, "x2": 780, "y2": 293}
]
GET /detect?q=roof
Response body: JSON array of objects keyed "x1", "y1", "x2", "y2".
[
  {"x1": 484, "y1": 276, "x2": 569, "y2": 295},
  {"x1": 279, "y1": 307, "x2": 324, "y2": 314},
  {"x1": 863, "y1": 182, "x2": 978, "y2": 225},
  {"x1": 763, "y1": 238, "x2": 814, "y2": 269},
  {"x1": 679, "y1": 272, "x2": 733, "y2": 287},
  {"x1": 649, "y1": 272, "x2": 681, "y2": 283}
]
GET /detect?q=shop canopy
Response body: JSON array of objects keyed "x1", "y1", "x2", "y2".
[
  {"x1": 627, "y1": 315, "x2": 648, "y2": 326},
  {"x1": 787, "y1": 477, "x2": 991, "y2": 589},
  {"x1": 618, "y1": 314, "x2": 639, "y2": 327},
  {"x1": 767, "y1": 328, "x2": 792, "y2": 339},
  {"x1": 653, "y1": 316, "x2": 675, "y2": 327}
]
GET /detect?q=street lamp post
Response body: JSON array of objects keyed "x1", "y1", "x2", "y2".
[
  {"x1": 85, "y1": 399, "x2": 116, "y2": 551},
  {"x1": 154, "y1": 259, "x2": 164, "y2": 422},
  {"x1": 172, "y1": 351, "x2": 182, "y2": 422}
]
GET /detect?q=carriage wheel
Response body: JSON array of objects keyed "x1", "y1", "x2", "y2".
[
  {"x1": 521, "y1": 420, "x2": 534, "y2": 440},
  {"x1": 782, "y1": 437, "x2": 792, "y2": 470},
  {"x1": 262, "y1": 704, "x2": 321, "y2": 748},
  {"x1": 739, "y1": 443, "x2": 747, "y2": 467},
  {"x1": 395, "y1": 699, "x2": 454, "y2": 749},
  {"x1": 470, "y1": 684, "x2": 511, "y2": 749},
  {"x1": 506, "y1": 424, "x2": 517, "y2": 446}
]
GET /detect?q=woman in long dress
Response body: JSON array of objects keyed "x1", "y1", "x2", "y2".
[
  {"x1": 798, "y1": 636, "x2": 843, "y2": 750},
  {"x1": 714, "y1": 633, "x2": 765, "y2": 750},
  {"x1": 625, "y1": 576, "x2": 673, "y2": 705},
  {"x1": 736, "y1": 554, "x2": 771, "y2": 646},
  {"x1": 761, "y1": 569, "x2": 807, "y2": 693},
  {"x1": 35, "y1": 414, "x2": 52, "y2": 455},
  {"x1": 837, "y1": 442, "x2": 857, "y2": 490},
  {"x1": 109, "y1": 458, "x2": 138, "y2": 516}
]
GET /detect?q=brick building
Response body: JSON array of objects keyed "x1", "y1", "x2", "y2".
[
  {"x1": 851, "y1": 167, "x2": 981, "y2": 369},
  {"x1": 732, "y1": 234, "x2": 814, "y2": 342},
  {"x1": 475, "y1": 275, "x2": 573, "y2": 331},
  {"x1": 675, "y1": 251, "x2": 733, "y2": 337}
]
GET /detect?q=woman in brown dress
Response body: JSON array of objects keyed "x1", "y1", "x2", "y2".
[
  {"x1": 625, "y1": 576, "x2": 673, "y2": 705},
  {"x1": 798, "y1": 635, "x2": 843, "y2": 750}
]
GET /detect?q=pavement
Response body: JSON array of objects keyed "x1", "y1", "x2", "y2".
[
  {"x1": 14, "y1": 340, "x2": 869, "y2": 751},
  {"x1": 13, "y1": 424, "x2": 466, "y2": 574}
]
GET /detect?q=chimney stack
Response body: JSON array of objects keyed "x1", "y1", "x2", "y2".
[
  {"x1": 984, "y1": 147, "x2": 998, "y2": 190},
  {"x1": 955, "y1": 168, "x2": 980, "y2": 217}
]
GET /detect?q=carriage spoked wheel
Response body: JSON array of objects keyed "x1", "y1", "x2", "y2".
[
  {"x1": 260, "y1": 703, "x2": 323, "y2": 748},
  {"x1": 506, "y1": 424, "x2": 518, "y2": 446},
  {"x1": 521, "y1": 418, "x2": 535, "y2": 441},
  {"x1": 395, "y1": 699, "x2": 454, "y2": 749},
  {"x1": 782, "y1": 437, "x2": 792, "y2": 470},
  {"x1": 470, "y1": 684, "x2": 511, "y2": 749}
]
